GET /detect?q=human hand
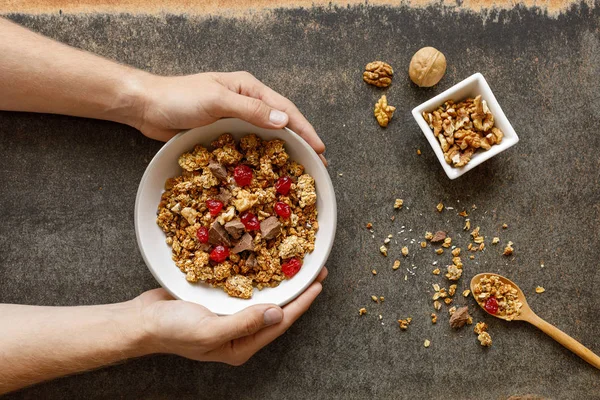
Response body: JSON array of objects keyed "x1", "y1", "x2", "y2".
[
  {"x1": 133, "y1": 71, "x2": 326, "y2": 164},
  {"x1": 135, "y1": 267, "x2": 327, "y2": 365}
]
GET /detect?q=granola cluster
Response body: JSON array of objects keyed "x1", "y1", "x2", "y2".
[
  {"x1": 422, "y1": 95, "x2": 504, "y2": 167},
  {"x1": 156, "y1": 133, "x2": 318, "y2": 299},
  {"x1": 473, "y1": 275, "x2": 523, "y2": 320}
]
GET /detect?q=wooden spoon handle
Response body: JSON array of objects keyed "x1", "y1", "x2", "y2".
[{"x1": 528, "y1": 314, "x2": 600, "y2": 369}]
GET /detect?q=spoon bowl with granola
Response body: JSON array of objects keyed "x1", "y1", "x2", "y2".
[
  {"x1": 471, "y1": 273, "x2": 600, "y2": 369},
  {"x1": 135, "y1": 118, "x2": 336, "y2": 315}
]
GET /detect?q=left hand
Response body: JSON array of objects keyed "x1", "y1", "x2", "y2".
[
  {"x1": 135, "y1": 267, "x2": 327, "y2": 365},
  {"x1": 133, "y1": 71, "x2": 326, "y2": 164}
]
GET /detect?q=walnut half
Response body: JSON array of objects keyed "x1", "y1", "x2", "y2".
[
  {"x1": 374, "y1": 95, "x2": 396, "y2": 127},
  {"x1": 363, "y1": 61, "x2": 394, "y2": 88}
]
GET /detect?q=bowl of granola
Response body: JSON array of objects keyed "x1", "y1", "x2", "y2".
[
  {"x1": 412, "y1": 73, "x2": 519, "y2": 180},
  {"x1": 135, "y1": 118, "x2": 336, "y2": 315}
]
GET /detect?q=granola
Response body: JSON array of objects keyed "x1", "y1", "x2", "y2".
[
  {"x1": 422, "y1": 95, "x2": 504, "y2": 168},
  {"x1": 156, "y1": 133, "x2": 318, "y2": 299},
  {"x1": 473, "y1": 275, "x2": 523, "y2": 320}
]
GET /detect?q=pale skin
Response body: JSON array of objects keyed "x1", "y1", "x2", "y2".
[{"x1": 0, "y1": 18, "x2": 328, "y2": 394}]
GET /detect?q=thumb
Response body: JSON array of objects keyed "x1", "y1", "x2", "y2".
[
  {"x1": 210, "y1": 304, "x2": 284, "y2": 342},
  {"x1": 220, "y1": 91, "x2": 289, "y2": 128}
]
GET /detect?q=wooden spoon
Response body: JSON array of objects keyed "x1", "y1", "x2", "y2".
[{"x1": 470, "y1": 273, "x2": 600, "y2": 370}]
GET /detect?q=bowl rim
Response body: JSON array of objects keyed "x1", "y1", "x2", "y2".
[
  {"x1": 134, "y1": 118, "x2": 337, "y2": 315},
  {"x1": 411, "y1": 72, "x2": 519, "y2": 180}
]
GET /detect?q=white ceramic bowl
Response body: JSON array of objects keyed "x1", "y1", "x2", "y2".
[
  {"x1": 412, "y1": 73, "x2": 519, "y2": 180},
  {"x1": 135, "y1": 118, "x2": 337, "y2": 315}
]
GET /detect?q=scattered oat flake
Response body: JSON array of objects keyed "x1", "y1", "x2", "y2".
[
  {"x1": 384, "y1": 237, "x2": 391, "y2": 244},
  {"x1": 535, "y1": 286, "x2": 546, "y2": 294},
  {"x1": 436, "y1": 202, "x2": 444, "y2": 213},
  {"x1": 338, "y1": 173, "x2": 343, "y2": 176},
  {"x1": 359, "y1": 307, "x2": 367, "y2": 315},
  {"x1": 424, "y1": 339, "x2": 431, "y2": 348},
  {"x1": 378, "y1": 314, "x2": 383, "y2": 320}
]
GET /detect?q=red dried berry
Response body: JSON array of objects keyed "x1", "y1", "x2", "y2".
[
  {"x1": 209, "y1": 245, "x2": 229, "y2": 263},
  {"x1": 196, "y1": 226, "x2": 209, "y2": 243},
  {"x1": 275, "y1": 176, "x2": 293, "y2": 195},
  {"x1": 240, "y1": 212, "x2": 260, "y2": 231},
  {"x1": 281, "y1": 258, "x2": 302, "y2": 278},
  {"x1": 206, "y1": 199, "x2": 223, "y2": 216},
  {"x1": 233, "y1": 165, "x2": 253, "y2": 187},
  {"x1": 274, "y1": 201, "x2": 291, "y2": 219},
  {"x1": 484, "y1": 297, "x2": 499, "y2": 314}
]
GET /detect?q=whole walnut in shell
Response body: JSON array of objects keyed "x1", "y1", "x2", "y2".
[{"x1": 409, "y1": 47, "x2": 447, "y2": 87}]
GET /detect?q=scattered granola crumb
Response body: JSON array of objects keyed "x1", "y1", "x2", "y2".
[
  {"x1": 420, "y1": 241, "x2": 427, "y2": 248},
  {"x1": 432, "y1": 268, "x2": 441, "y2": 275},
  {"x1": 398, "y1": 318, "x2": 412, "y2": 330},
  {"x1": 442, "y1": 237, "x2": 452, "y2": 248},
  {"x1": 435, "y1": 248, "x2": 444, "y2": 255},
  {"x1": 448, "y1": 284, "x2": 457, "y2": 296},
  {"x1": 392, "y1": 259, "x2": 401, "y2": 270},
  {"x1": 474, "y1": 322, "x2": 488, "y2": 335},
  {"x1": 378, "y1": 314, "x2": 383, "y2": 320},
  {"x1": 372, "y1": 269, "x2": 378, "y2": 275},
  {"x1": 384, "y1": 237, "x2": 391, "y2": 244},
  {"x1": 424, "y1": 339, "x2": 431, "y2": 348},
  {"x1": 463, "y1": 289, "x2": 471, "y2": 297},
  {"x1": 445, "y1": 264, "x2": 462, "y2": 281},
  {"x1": 449, "y1": 306, "x2": 471, "y2": 329},
  {"x1": 436, "y1": 202, "x2": 444, "y2": 213},
  {"x1": 366, "y1": 222, "x2": 373, "y2": 229},
  {"x1": 469, "y1": 255, "x2": 475, "y2": 260},
  {"x1": 444, "y1": 297, "x2": 453, "y2": 305},
  {"x1": 394, "y1": 199, "x2": 404, "y2": 209},
  {"x1": 502, "y1": 223, "x2": 508, "y2": 229},
  {"x1": 380, "y1": 296, "x2": 385, "y2": 302},
  {"x1": 503, "y1": 241, "x2": 514, "y2": 256},
  {"x1": 464, "y1": 219, "x2": 471, "y2": 231},
  {"x1": 425, "y1": 231, "x2": 434, "y2": 240},
  {"x1": 401, "y1": 246, "x2": 409, "y2": 257},
  {"x1": 478, "y1": 331, "x2": 493, "y2": 347},
  {"x1": 492, "y1": 237, "x2": 500, "y2": 244},
  {"x1": 433, "y1": 301, "x2": 442, "y2": 311},
  {"x1": 371, "y1": 295, "x2": 379, "y2": 302},
  {"x1": 535, "y1": 286, "x2": 546, "y2": 294},
  {"x1": 458, "y1": 210, "x2": 468, "y2": 217},
  {"x1": 431, "y1": 313, "x2": 437, "y2": 324},
  {"x1": 380, "y1": 245, "x2": 388, "y2": 256},
  {"x1": 448, "y1": 306, "x2": 457, "y2": 315},
  {"x1": 359, "y1": 307, "x2": 367, "y2": 315},
  {"x1": 467, "y1": 316, "x2": 473, "y2": 325},
  {"x1": 417, "y1": 149, "x2": 422, "y2": 155},
  {"x1": 451, "y1": 248, "x2": 461, "y2": 257},
  {"x1": 390, "y1": 215, "x2": 396, "y2": 221}
]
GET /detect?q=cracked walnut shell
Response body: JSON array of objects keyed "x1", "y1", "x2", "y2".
[
  {"x1": 374, "y1": 95, "x2": 396, "y2": 127},
  {"x1": 409, "y1": 47, "x2": 447, "y2": 87},
  {"x1": 363, "y1": 61, "x2": 393, "y2": 87}
]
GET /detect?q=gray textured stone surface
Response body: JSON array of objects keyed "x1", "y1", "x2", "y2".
[{"x1": 1, "y1": 4, "x2": 600, "y2": 399}]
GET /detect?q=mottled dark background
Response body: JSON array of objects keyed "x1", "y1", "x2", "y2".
[{"x1": 1, "y1": 3, "x2": 599, "y2": 399}]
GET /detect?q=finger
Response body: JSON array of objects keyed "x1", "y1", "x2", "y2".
[
  {"x1": 315, "y1": 267, "x2": 328, "y2": 283},
  {"x1": 318, "y1": 154, "x2": 328, "y2": 167},
  {"x1": 216, "y1": 90, "x2": 290, "y2": 129},
  {"x1": 237, "y1": 281, "x2": 323, "y2": 354},
  {"x1": 224, "y1": 72, "x2": 326, "y2": 154},
  {"x1": 209, "y1": 304, "x2": 284, "y2": 343}
]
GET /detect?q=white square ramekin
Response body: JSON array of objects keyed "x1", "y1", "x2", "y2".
[{"x1": 412, "y1": 73, "x2": 519, "y2": 180}]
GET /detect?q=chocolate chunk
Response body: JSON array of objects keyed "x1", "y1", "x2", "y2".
[
  {"x1": 216, "y1": 188, "x2": 232, "y2": 205},
  {"x1": 208, "y1": 160, "x2": 228, "y2": 181},
  {"x1": 260, "y1": 216, "x2": 281, "y2": 240},
  {"x1": 198, "y1": 243, "x2": 211, "y2": 252},
  {"x1": 232, "y1": 233, "x2": 254, "y2": 254},
  {"x1": 431, "y1": 231, "x2": 447, "y2": 243},
  {"x1": 449, "y1": 306, "x2": 470, "y2": 329},
  {"x1": 246, "y1": 252, "x2": 258, "y2": 268},
  {"x1": 208, "y1": 220, "x2": 232, "y2": 247},
  {"x1": 224, "y1": 219, "x2": 245, "y2": 239}
]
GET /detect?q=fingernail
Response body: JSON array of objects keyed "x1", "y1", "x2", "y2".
[
  {"x1": 269, "y1": 110, "x2": 288, "y2": 125},
  {"x1": 263, "y1": 307, "x2": 283, "y2": 326}
]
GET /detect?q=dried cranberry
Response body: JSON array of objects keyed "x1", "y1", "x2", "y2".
[
  {"x1": 484, "y1": 297, "x2": 499, "y2": 314},
  {"x1": 274, "y1": 201, "x2": 291, "y2": 219},
  {"x1": 281, "y1": 258, "x2": 302, "y2": 277},
  {"x1": 275, "y1": 176, "x2": 293, "y2": 195},
  {"x1": 240, "y1": 212, "x2": 260, "y2": 231},
  {"x1": 206, "y1": 199, "x2": 223, "y2": 216},
  {"x1": 196, "y1": 226, "x2": 209, "y2": 243},
  {"x1": 233, "y1": 165, "x2": 253, "y2": 187},
  {"x1": 209, "y1": 245, "x2": 229, "y2": 263}
]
